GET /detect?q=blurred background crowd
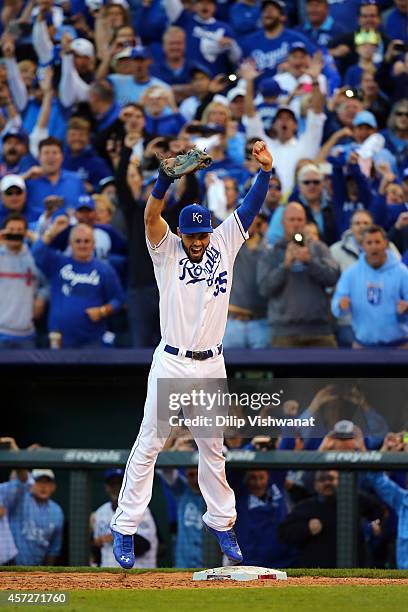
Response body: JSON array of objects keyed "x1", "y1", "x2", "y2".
[
  {"x1": 2, "y1": 381, "x2": 408, "y2": 569},
  {"x1": 0, "y1": 0, "x2": 407, "y2": 349}
]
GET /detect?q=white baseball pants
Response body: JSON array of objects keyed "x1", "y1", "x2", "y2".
[{"x1": 111, "y1": 341, "x2": 237, "y2": 535}]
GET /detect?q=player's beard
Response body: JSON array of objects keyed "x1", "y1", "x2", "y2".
[
  {"x1": 263, "y1": 17, "x2": 280, "y2": 31},
  {"x1": 183, "y1": 242, "x2": 205, "y2": 263}
]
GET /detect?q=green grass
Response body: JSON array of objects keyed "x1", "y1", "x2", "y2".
[
  {"x1": 1, "y1": 569, "x2": 407, "y2": 612},
  {"x1": 1, "y1": 588, "x2": 408, "y2": 612},
  {"x1": 1, "y1": 566, "x2": 408, "y2": 579}
]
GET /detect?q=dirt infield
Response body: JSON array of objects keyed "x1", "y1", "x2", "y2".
[{"x1": 1, "y1": 572, "x2": 408, "y2": 590}]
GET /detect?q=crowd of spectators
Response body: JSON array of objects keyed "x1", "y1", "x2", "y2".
[
  {"x1": 2, "y1": 380, "x2": 408, "y2": 569},
  {"x1": 0, "y1": 0, "x2": 406, "y2": 349}
]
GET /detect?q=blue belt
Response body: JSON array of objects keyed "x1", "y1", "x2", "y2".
[{"x1": 164, "y1": 344, "x2": 223, "y2": 360}]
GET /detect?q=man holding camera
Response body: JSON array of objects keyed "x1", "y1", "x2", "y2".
[
  {"x1": 257, "y1": 202, "x2": 340, "y2": 347},
  {"x1": 0, "y1": 213, "x2": 46, "y2": 348}
]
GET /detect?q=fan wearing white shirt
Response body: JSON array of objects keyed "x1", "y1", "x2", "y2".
[
  {"x1": 241, "y1": 59, "x2": 326, "y2": 197},
  {"x1": 273, "y1": 42, "x2": 328, "y2": 119}
]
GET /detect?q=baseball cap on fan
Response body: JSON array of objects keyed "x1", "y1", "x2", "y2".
[
  {"x1": 32, "y1": 469, "x2": 55, "y2": 481},
  {"x1": 227, "y1": 85, "x2": 246, "y2": 102},
  {"x1": 113, "y1": 45, "x2": 150, "y2": 64},
  {"x1": 0, "y1": 174, "x2": 26, "y2": 193},
  {"x1": 288, "y1": 41, "x2": 310, "y2": 55},
  {"x1": 261, "y1": 0, "x2": 286, "y2": 12},
  {"x1": 179, "y1": 204, "x2": 213, "y2": 234},
  {"x1": 75, "y1": 195, "x2": 95, "y2": 210},
  {"x1": 332, "y1": 420, "x2": 356, "y2": 440},
  {"x1": 104, "y1": 468, "x2": 124, "y2": 481},
  {"x1": 352, "y1": 110, "x2": 377, "y2": 128},
  {"x1": 71, "y1": 38, "x2": 95, "y2": 58},
  {"x1": 259, "y1": 77, "x2": 286, "y2": 97}
]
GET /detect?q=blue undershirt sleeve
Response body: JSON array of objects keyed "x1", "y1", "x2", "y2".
[{"x1": 236, "y1": 168, "x2": 272, "y2": 232}]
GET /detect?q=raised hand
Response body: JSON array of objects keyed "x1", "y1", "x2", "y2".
[
  {"x1": 252, "y1": 140, "x2": 273, "y2": 172},
  {"x1": 239, "y1": 59, "x2": 261, "y2": 82}
]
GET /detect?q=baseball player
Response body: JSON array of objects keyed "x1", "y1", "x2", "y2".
[{"x1": 111, "y1": 141, "x2": 273, "y2": 568}]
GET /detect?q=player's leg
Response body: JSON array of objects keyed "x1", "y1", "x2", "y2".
[
  {"x1": 192, "y1": 355, "x2": 243, "y2": 563},
  {"x1": 111, "y1": 352, "x2": 168, "y2": 534},
  {"x1": 195, "y1": 435, "x2": 237, "y2": 530}
]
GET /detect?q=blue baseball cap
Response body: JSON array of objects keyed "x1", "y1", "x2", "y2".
[
  {"x1": 403, "y1": 167, "x2": 408, "y2": 180},
  {"x1": 352, "y1": 110, "x2": 377, "y2": 128},
  {"x1": 3, "y1": 128, "x2": 29, "y2": 145},
  {"x1": 288, "y1": 41, "x2": 309, "y2": 55},
  {"x1": 259, "y1": 77, "x2": 286, "y2": 97},
  {"x1": 261, "y1": 0, "x2": 285, "y2": 12},
  {"x1": 75, "y1": 194, "x2": 95, "y2": 210},
  {"x1": 190, "y1": 62, "x2": 212, "y2": 78},
  {"x1": 179, "y1": 204, "x2": 213, "y2": 234},
  {"x1": 104, "y1": 468, "x2": 124, "y2": 481}
]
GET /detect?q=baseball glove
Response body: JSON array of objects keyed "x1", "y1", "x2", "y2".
[{"x1": 159, "y1": 148, "x2": 212, "y2": 179}]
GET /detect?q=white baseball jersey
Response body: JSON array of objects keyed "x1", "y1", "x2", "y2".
[
  {"x1": 94, "y1": 502, "x2": 158, "y2": 568},
  {"x1": 147, "y1": 210, "x2": 248, "y2": 350}
]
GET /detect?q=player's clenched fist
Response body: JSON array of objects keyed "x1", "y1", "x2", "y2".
[{"x1": 252, "y1": 141, "x2": 273, "y2": 172}]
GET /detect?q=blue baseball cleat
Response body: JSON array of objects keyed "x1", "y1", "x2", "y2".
[
  {"x1": 111, "y1": 529, "x2": 135, "y2": 569},
  {"x1": 204, "y1": 524, "x2": 243, "y2": 564}
]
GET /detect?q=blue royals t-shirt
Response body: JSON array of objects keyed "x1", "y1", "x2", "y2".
[
  {"x1": 33, "y1": 241, "x2": 124, "y2": 347},
  {"x1": 240, "y1": 28, "x2": 316, "y2": 79},
  {"x1": 174, "y1": 11, "x2": 239, "y2": 77}
]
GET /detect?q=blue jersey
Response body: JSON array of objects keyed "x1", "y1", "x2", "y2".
[
  {"x1": 62, "y1": 146, "x2": 112, "y2": 190},
  {"x1": 241, "y1": 28, "x2": 316, "y2": 78},
  {"x1": 174, "y1": 11, "x2": 239, "y2": 76},
  {"x1": 296, "y1": 17, "x2": 347, "y2": 48},
  {"x1": 145, "y1": 111, "x2": 186, "y2": 137},
  {"x1": 384, "y1": 8, "x2": 408, "y2": 42},
  {"x1": 326, "y1": 0, "x2": 360, "y2": 31},
  {"x1": 33, "y1": 240, "x2": 125, "y2": 347},
  {"x1": 150, "y1": 60, "x2": 192, "y2": 86},
  {"x1": 233, "y1": 477, "x2": 294, "y2": 568},
  {"x1": 108, "y1": 75, "x2": 169, "y2": 106},
  {"x1": 134, "y1": 0, "x2": 168, "y2": 45},
  {"x1": 0, "y1": 153, "x2": 37, "y2": 180},
  {"x1": 26, "y1": 170, "x2": 86, "y2": 220},
  {"x1": 229, "y1": 1, "x2": 261, "y2": 36},
  {"x1": 0, "y1": 479, "x2": 64, "y2": 566}
]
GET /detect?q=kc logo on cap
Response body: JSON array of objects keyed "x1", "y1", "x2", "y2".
[{"x1": 179, "y1": 204, "x2": 214, "y2": 235}]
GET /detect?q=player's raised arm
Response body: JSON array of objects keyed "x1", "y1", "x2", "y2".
[
  {"x1": 144, "y1": 172, "x2": 172, "y2": 247},
  {"x1": 144, "y1": 148, "x2": 212, "y2": 246},
  {"x1": 236, "y1": 141, "x2": 273, "y2": 232}
]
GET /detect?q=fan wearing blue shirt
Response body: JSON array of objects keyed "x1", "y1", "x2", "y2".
[
  {"x1": 0, "y1": 469, "x2": 64, "y2": 566},
  {"x1": 240, "y1": 0, "x2": 316, "y2": 80},
  {"x1": 229, "y1": 0, "x2": 262, "y2": 37},
  {"x1": 332, "y1": 225, "x2": 408, "y2": 348},
  {"x1": 63, "y1": 117, "x2": 112, "y2": 192},
  {"x1": 232, "y1": 469, "x2": 294, "y2": 568},
  {"x1": 296, "y1": 0, "x2": 348, "y2": 48},
  {"x1": 0, "y1": 130, "x2": 37, "y2": 179},
  {"x1": 26, "y1": 137, "x2": 86, "y2": 222},
  {"x1": 108, "y1": 46, "x2": 170, "y2": 107},
  {"x1": 88, "y1": 80, "x2": 121, "y2": 134},
  {"x1": 33, "y1": 221, "x2": 125, "y2": 348},
  {"x1": 150, "y1": 27, "x2": 193, "y2": 88},
  {"x1": 48, "y1": 195, "x2": 127, "y2": 283},
  {"x1": 383, "y1": 0, "x2": 408, "y2": 41},
  {"x1": 162, "y1": 0, "x2": 242, "y2": 77}
]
